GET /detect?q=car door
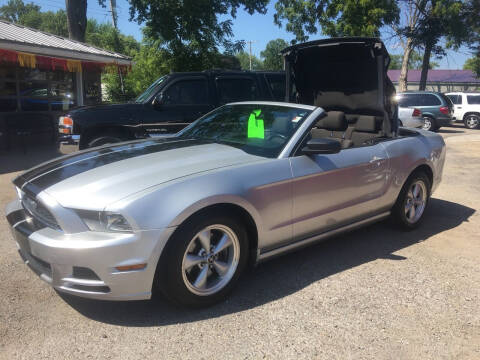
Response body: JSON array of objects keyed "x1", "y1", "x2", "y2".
[
  {"x1": 289, "y1": 144, "x2": 390, "y2": 241},
  {"x1": 142, "y1": 76, "x2": 214, "y2": 135}
]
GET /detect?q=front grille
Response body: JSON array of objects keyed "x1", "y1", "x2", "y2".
[{"x1": 21, "y1": 195, "x2": 60, "y2": 230}]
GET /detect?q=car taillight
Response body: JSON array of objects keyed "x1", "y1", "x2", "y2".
[
  {"x1": 412, "y1": 108, "x2": 422, "y2": 117},
  {"x1": 439, "y1": 106, "x2": 449, "y2": 115},
  {"x1": 59, "y1": 116, "x2": 73, "y2": 134}
]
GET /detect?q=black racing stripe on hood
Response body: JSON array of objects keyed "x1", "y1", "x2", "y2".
[
  {"x1": 14, "y1": 139, "x2": 159, "y2": 187},
  {"x1": 17, "y1": 138, "x2": 207, "y2": 196}
]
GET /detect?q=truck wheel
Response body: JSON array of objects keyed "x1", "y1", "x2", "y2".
[
  {"x1": 422, "y1": 117, "x2": 437, "y2": 132},
  {"x1": 391, "y1": 171, "x2": 431, "y2": 230},
  {"x1": 464, "y1": 114, "x2": 480, "y2": 129},
  {"x1": 87, "y1": 134, "x2": 126, "y2": 148},
  {"x1": 155, "y1": 213, "x2": 248, "y2": 307}
]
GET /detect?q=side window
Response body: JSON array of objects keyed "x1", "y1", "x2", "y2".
[
  {"x1": 397, "y1": 94, "x2": 416, "y2": 107},
  {"x1": 467, "y1": 95, "x2": 480, "y2": 105},
  {"x1": 446, "y1": 94, "x2": 461, "y2": 105},
  {"x1": 162, "y1": 79, "x2": 208, "y2": 105},
  {"x1": 265, "y1": 74, "x2": 286, "y2": 101},
  {"x1": 216, "y1": 78, "x2": 258, "y2": 104},
  {"x1": 421, "y1": 94, "x2": 441, "y2": 106}
]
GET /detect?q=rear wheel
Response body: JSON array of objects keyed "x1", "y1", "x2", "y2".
[
  {"x1": 422, "y1": 116, "x2": 437, "y2": 132},
  {"x1": 391, "y1": 172, "x2": 431, "y2": 230},
  {"x1": 464, "y1": 114, "x2": 480, "y2": 129},
  {"x1": 155, "y1": 213, "x2": 248, "y2": 307}
]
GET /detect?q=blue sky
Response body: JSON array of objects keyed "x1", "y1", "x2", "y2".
[{"x1": 12, "y1": 0, "x2": 473, "y2": 69}]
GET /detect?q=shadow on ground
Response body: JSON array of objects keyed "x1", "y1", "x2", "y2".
[
  {"x1": 0, "y1": 145, "x2": 64, "y2": 174},
  {"x1": 61, "y1": 198, "x2": 475, "y2": 326},
  {"x1": 0, "y1": 144, "x2": 78, "y2": 174},
  {"x1": 438, "y1": 129, "x2": 465, "y2": 134}
]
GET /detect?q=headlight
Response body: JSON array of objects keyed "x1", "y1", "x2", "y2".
[{"x1": 76, "y1": 210, "x2": 132, "y2": 233}]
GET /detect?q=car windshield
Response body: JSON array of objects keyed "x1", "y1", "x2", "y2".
[
  {"x1": 135, "y1": 76, "x2": 168, "y2": 103},
  {"x1": 178, "y1": 104, "x2": 312, "y2": 158}
]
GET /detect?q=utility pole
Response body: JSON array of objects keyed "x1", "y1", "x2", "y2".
[
  {"x1": 109, "y1": 0, "x2": 118, "y2": 28},
  {"x1": 109, "y1": 0, "x2": 124, "y2": 96},
  {"x1": 247, "y1": 40, "x2": 256, "y2": 70}
]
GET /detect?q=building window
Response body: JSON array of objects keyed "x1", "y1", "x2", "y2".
[{"x1": 0, "y1": 65, "x2": 76, "y2": 112}]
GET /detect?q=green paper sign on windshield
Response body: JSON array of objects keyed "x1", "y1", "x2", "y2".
[{"x1": 247, "y1": 109, "x2": 264, "y2": 139}]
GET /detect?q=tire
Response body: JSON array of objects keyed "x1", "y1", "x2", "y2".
[
  {"x1": 422, "y1": 116, "x2": 437, "y2": 132},
  {"x1": 464, "y1": 114, "x2": 480, "y2": 129},
  {"x1": 87, "y1": 134, "x2": 126, "y2": 148},
  {"x1": 155, "y1": 212, "x2": 249, "y2": 307},
  {"x1": 391, "y1": 171, "x2": 431, "y2": 230}
]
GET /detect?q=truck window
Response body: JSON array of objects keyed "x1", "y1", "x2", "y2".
[
  {"x1": 467, "y1": 95, "x2": 480, "y2": 105},
  {"x1": 446, "y1": 94, "x2": 461, "y2": 105},
  {"x1": 163, "y1": 79, "x2": 209, "y2": 105},
  {"x1": 216, "y1": 78, "x2": 258, "y2": 104},
  {"x1": 265, "y1": 74, "x2": 286, "y2": 101}
]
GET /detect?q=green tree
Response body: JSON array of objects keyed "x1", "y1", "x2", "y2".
[
  {"x1": 389, "y1": 51, "x2": 439, "y2": 70},
  {"x1": 128, "y1": 0, "x2": 269, "y2": 70},
  {"x1": 463, "y1": 57, "x2": 480, "y2": 78},
  {"x1": 260, "y1": 39, "x2": 288, "y2": 70},
  {"x1": 274, "y1": 0, "x2": 399, "y2": 40},
  {"x1": 412, "y1": 0, "x2": 470, "y2": 90},
  {"x1": 236, "y1": 51, "x2": 263, "y2": 70},
  {"x1": 0, "y1": 0, "x2": 39, "y2": 22}
]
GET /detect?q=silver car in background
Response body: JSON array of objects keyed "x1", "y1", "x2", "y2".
[{"x1": 398, "y1": 107, "x2": 424, "y2": 128}]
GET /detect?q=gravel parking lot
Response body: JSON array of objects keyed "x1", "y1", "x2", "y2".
[{"x1": 1, "y1": 125, "x2": 479, "y2": 360}]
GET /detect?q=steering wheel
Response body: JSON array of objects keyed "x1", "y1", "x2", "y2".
[{"x1": 267, "y1": 132, "x2": 288, "y2": 142}]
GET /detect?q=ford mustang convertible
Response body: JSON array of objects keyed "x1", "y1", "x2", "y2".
[{"x1": 6, "y1": 38, "x2": 446, "y2": 307}]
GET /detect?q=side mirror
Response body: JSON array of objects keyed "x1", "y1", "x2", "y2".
[
  {"x1": 152, "y1": 93, "x2": 164, "y2": 108},
  {"x1": 302, "y1": 138, "x2": 341, "y2": 155}
]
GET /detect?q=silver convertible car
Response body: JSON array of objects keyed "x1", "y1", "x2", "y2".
[{"x1": 6, "y1": 39, "x2": 446, "y2": 307}]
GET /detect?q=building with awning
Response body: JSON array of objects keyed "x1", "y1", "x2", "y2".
[{"x1": 0, "y1": 19, "x2": 132, "y2": 150}]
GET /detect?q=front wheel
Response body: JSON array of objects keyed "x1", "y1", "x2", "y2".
[
  {"x1": 155, "y1": 213, "x2": 248, "y2": 307},
  {"x1": 391, "y1": 172, "x2": 431, "y2": 230},
  {"x1": 87, "y1": 134, "x2": 126, "y2": 148},
  {"x1": 464, "y1": 114, "x2": 480, "y2": 129},
  {"x1": 422, "y1": 117, "x2": 437, "y2": 132}
]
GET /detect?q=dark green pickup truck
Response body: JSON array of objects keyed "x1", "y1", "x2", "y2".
[{"x1": 59, "y1": 70, "x2": 285, "y2": 149}]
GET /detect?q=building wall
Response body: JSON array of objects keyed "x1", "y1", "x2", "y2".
[{"x1": 0, "y1": 63, "x2": 101, "y2": 150}]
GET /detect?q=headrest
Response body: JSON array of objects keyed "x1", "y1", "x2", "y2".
[
  {"x1": 316, "y1": 111, "x2": 347, "y2": 131},
  {"x1": 355, "y1": 115, "x2": 380, "y2": 133}
]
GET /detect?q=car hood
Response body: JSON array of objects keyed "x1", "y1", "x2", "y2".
[{"x1": 14, "y1": 138, "x2": 266, "y2": 210}]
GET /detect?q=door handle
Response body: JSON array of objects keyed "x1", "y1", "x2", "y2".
[
  {"x1": 369, "y1": 156, "x2": 385, "y2": 163},
  {"x1": 457, "y1": 107, "x2": 462, "y2": 109}
]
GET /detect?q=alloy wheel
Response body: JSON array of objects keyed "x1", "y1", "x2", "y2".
[
  {"x1": 465, "y1": 115, "x2": 479, "y2": 129},
  {"x1": 181, "y1": 224, "x2": 240, "y2": 296},
  {"x1": 404, "y1": 180, "x2": 427, "y2": 224},
  {"x1": 422, "y1": 117, "x2": 432, "y2": 131}
]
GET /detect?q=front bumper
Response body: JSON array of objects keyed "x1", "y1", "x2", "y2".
[
  {"x1": 58, "y1": 134, "x2": 80, "y2": 145},
  {"x1": 6, "y1": 199, "x2": 175, "y2": 301},
  {"x1": 436, "y1": 116, "x2": 455, "y2": 127}
]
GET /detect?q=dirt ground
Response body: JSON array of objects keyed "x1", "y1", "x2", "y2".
[{"x1": 0, "y1": 125, "x2": 479, "y2": 359}]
